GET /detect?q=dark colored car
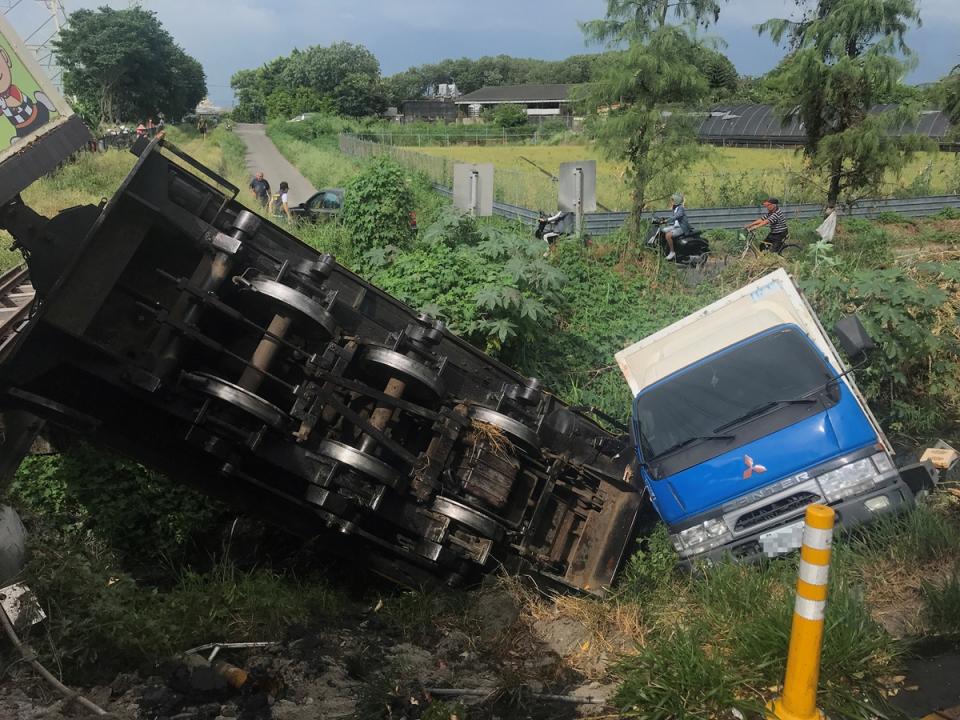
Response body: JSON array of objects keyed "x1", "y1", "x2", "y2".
[
  {"x1": 289, "y1": 188, "x2": 345, "y2": 223},
  {"x1": 286, "y1": 188, "x2": 418, "y2": 232}
]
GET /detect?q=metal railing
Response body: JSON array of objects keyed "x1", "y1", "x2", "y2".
[
  {"x1": 342, "y1": 134, "x2": 960, "y2": 235},
  {"x1": 440, "y1": 191, "x2": 960, "y2": 236}
]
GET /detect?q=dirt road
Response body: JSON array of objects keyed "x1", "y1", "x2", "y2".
[{"x1": 234, "y1": 123, "x2": 317, "y2": 207}]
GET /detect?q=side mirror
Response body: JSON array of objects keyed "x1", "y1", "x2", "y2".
[{"x1": 833, "y1": 315, "x2": 875, "y2": 361}]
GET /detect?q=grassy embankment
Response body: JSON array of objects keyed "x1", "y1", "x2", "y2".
[
  {"x1": 263, "y1": 119, "x2": 960, "y2": 718},
  {"x1": 5, "y1": 119, "x2": 958, "y2": 718},
  {"x1": 404, "y1": 144, "x2": 960, "y2": 211},
  {"x1": 4, "y1": 125, "x2": 351, "y2": 685}
]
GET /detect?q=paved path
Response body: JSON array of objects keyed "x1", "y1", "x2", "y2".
[{"x1": 234, "y1": 123, "x2": 317, "y2": 207}]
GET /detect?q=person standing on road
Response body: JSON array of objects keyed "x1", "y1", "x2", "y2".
[
  {"x1": 249, "y1": 171, "x2": 271, "y2": 209},
  {"x1": 270, "y1": 181, "x2": 293, "y2": 222},
  {"x1": 745, "y1": 197, "x2": 789, "y2": 250}
]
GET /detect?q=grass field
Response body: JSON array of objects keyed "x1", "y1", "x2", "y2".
[{"x1": 406, "y1": 144, "x2": 960, "y2": 211}]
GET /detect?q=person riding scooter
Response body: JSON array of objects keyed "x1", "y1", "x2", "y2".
[
  {"x1": 662, "y1": 192, "x2": 692, "y2": 261},
  {"x1": 535, "y1": 209, "x2": 574, "y2": 248},
  {"x1": 647, "y1": 193, "x2": 709, "y2": 266}
]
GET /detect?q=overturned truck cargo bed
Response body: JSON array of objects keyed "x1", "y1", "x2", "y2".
[{"x1": 0, "y1": 137, "x2": 642, "y2": 592}]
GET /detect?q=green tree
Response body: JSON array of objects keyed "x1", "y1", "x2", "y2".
[
  {"x1": 692, "y1": 45, "x2": 738, "y2": 95},
  {"x1": 944, "y1": 65, "x2": 960, "y2": 127},
  {"x1": 580, "y1": 0, "x2": 720, "y2": 226},
  {"x1": 54, "y1": 7, "x2": 206, "y2": 124},
  {"x1": 340, "y1": 158, "x2": 416, "y2": 253},
  {"x1": 759, "y1": 0, "x2": 930, "y2": 205},
  {"x1": 487, "y1": 104, "x2": 528, "y2": 128},
  {"x1": 581, "y1": 0, "x2": 722, "y2": 44},
  {"x1": 382, "y1": 53, "x2": 607, "y2": 106},
  {"x1": 231, "y1": 42, "x2": 385, "y2": 120},
  {"x1": 335, "y1": 73, "x2": 387, "y2": 118}
]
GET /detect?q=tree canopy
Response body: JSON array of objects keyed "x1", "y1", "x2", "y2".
[
  {"x1": 382, "y1": 54, "x2": 606, "y2": 106},
  {"x1": 580, "y1": 0, "x2": 721, "y2": 222},
  {"x1": 231, "y1": 43, "x2": 387, "y2": 121},
  {"x1": 54, "y1": 7, "x2": 206, "y2": 125},
  {"x1": 759, "y1": 0, "x2": 929, "y2": 205}
]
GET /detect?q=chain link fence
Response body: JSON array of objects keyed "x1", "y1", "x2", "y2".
[
  {"x1": 340, "y1": 134, "x2": 557, "y2": 210},
  {"x1": 340, "y1": 134, "x2": 960, "y2": 233}
]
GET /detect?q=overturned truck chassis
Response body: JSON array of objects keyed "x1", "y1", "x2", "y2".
[{"x1": 0, "y1": 138, "x2": 642, "y2": 592}]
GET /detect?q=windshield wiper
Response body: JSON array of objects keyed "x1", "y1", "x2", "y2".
[
  {"x1": 713, "y1": 398, "x2": 817, "y2": 433},
  {"x1": 653, "y1": 434, "x2": 735, "y2": 459}
]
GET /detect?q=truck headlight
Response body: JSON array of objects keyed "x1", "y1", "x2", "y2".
[
  {"x1": 672, "y1": 518, "x2": 731, "y2": 555},
  {"x1": 817, "y1": 458, "x2": 877, "y2": 502}
]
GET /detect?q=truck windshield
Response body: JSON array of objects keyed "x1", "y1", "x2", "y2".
[{"x1": 635, "y1": 327, "x2": 835, "y2": 461}]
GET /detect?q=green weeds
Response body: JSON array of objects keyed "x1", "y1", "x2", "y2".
[
  {"x1": 19, "y1": 530, "x2": 346, "y2": 683},
  {"x1": 11, "y1": 445, "x2": 225, "y2": 573},
  {"x1": 921, "y1": 567, "x2": 960, "y2": 637}
]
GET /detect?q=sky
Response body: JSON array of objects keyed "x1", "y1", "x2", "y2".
[{"x1": 4, "y1": 0, "x2": 958, "y2": 108}]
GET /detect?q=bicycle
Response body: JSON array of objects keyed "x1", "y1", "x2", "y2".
[{"x1": 737, "y1": 227, "x2": 801, "y2": 261}]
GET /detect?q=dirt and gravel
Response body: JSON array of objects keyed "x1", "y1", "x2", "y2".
[
  {"x1": 0, "y1": 579, "x2": 620, "y2": 720},
  {"x1": 233, "y1": 124, "x2": 317, "y2": 207}
]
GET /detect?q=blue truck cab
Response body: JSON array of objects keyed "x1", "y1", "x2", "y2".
[{"x1": 615, "y1": 269, "x2": 917, "y2": 563}]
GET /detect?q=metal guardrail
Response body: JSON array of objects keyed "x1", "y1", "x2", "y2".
[{"x1": 435, "y1": 182, "x2": 960, "y2": 235}]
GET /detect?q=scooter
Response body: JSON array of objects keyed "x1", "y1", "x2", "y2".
[
  {"x1": 535, "y1": 210, "x2": 574, "y2": 247},
  {"x1": 647, "y1": 218, "x2": 710, "y2": 267}
]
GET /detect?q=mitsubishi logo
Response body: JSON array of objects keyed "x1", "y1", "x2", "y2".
[{"x1": 742, "y1": 455, "x2": 767, "y2": 480}]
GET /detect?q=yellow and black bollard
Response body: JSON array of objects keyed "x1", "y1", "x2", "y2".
[{"x1": 769, "y1": 504, "x2": 835, "y2": 720}]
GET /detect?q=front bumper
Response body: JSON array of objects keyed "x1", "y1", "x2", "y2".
[{"x1": 682, "y1": 477, "x2": 915, "y2": 567}]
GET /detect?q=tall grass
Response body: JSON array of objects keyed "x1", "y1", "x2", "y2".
[
  {"x1": 267, "y1": 122, "x2": 359, "y2": 188},
  {"x1": 921, "y1": 567, "x2": 960, "y2": 637},
  {"x1": 406, "y1": 144, "x2": 957, "y2": 211}
]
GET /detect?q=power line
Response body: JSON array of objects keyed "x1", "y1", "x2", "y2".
[{"x1": 1, "y1": 1, "x2": 68, "y2": 92}]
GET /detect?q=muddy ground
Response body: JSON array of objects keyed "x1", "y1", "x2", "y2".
[{"x1": 0, "y1": 578, "x2": 619, "y2": 720}]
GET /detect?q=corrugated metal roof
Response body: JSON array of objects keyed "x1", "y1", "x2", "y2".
[
  {"x1": 454, "y1": 84, "x2": 576, "y2": 104},
  {"x1": 698, "y1": 104, "x2": 952, "y2": 141}
]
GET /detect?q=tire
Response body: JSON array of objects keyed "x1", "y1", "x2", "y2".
[{"x1": 778, "y1": 243, "x2": 802, "y2": 259}]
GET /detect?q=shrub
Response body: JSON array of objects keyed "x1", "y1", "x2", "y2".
[
  {"x1": 486, "y1": 103, "x2": 528, "y2": 128},
  {"x1": 11, "y1": 445, "x2": 225, "y2": 572},
  {"x1": 340, "y1": 157, "x2": 417, "y2": 253},
  {"x1": 876, "y1": 210, "x2": 910, "y2": 225},
  {"x1": 19, "y1": 529, "x2": 345, "y2": 683},
  {"x1": 934, "y1": 206, "x2": 960, "y2": 220},
  {"x1": 362, "y1": 209, "x2": 565, "y2": 358},
  {"x1": 616, "y1": 523, "x2": 677, "y2": 600},
  {"x1": 801, "y1": 262, "x2": 960, "y2": 439}
]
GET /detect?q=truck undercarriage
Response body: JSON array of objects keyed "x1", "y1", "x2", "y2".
[{"x1": 0, "y1": 137, "x2": 644, "y2": 593}]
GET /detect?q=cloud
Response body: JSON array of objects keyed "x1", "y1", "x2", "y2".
[{"x1": 2, "y1": 0, "x2": 955, "y2": 106}]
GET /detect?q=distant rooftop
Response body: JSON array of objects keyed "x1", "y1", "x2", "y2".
[
  {"x1": 699, "y1": 104, "x2": 952, "y2": 142},
  {"x1": 455, "y1": 84, "x2": 577, "y2": 104}
]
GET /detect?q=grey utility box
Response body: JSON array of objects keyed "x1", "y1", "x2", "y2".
[
  {"x1": 558, "y1": 160, "x2": 597, "y2": 215},
  {"x1": 453, "y1": 163, "x2": 494, "y2": 216}
]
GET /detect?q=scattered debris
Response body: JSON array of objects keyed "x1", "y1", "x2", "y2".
[
  {"x1": 921, "y1": 440, "x2": 959, "y2": 472},
  {"x1": 0, "y1": 582, "x2": 44, "y2": 627},
  {"x1": 0, "y1": 600, "x2": 109, "y2": 716}
]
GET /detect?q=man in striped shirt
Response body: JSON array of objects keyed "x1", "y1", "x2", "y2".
[{"x1": 745, "y1": 197, "x2": 789, "y2": 250}]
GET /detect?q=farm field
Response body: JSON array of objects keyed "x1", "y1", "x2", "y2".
[{"x1": 408, "y1": 143, "x2": 960, "y2": 211}]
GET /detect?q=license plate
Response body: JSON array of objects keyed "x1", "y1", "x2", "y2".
[{"x1": 759, "y1": 520, "x2": 805, "y2": 558}]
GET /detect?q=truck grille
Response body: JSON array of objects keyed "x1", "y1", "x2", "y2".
[{"x1": 734, "y1": 492, "x2": 820, "y2": 533}]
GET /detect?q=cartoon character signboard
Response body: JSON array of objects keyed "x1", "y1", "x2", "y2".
[
  {"x1": 0, "y1": 43, "x2": 57, "y2": 144},
  {"x1": 0, "y1": 14, "x2": 90, "y2": 204}
]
